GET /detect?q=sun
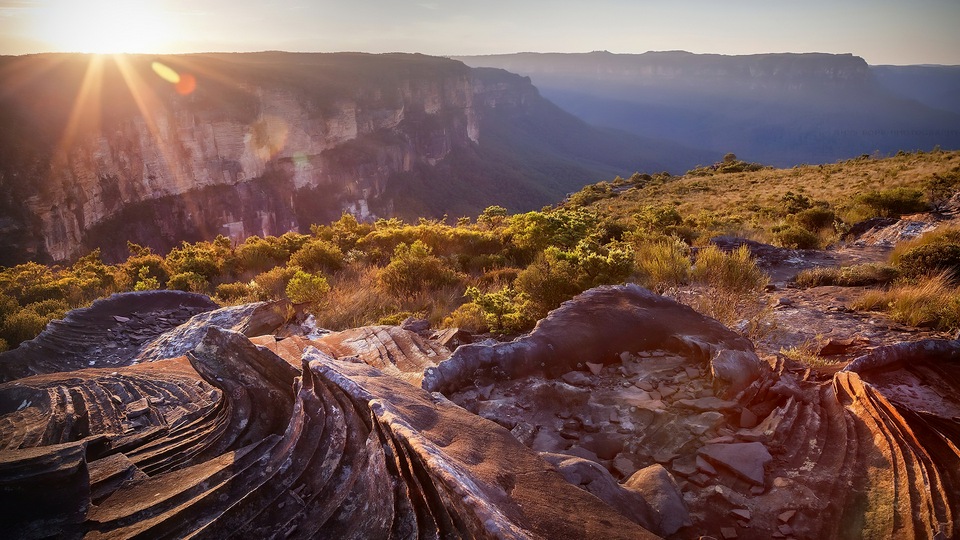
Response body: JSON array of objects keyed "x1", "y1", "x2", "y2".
[{"x1": 33, "y1": 0, "x2": 174, "y2": 54}]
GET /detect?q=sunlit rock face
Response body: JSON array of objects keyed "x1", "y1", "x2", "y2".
[{"x1": 0, "y1": 52, "x2": 538, "y2": 264}]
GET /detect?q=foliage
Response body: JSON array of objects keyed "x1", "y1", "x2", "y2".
[
  {"x1": 133, "y1": 266, "x2": 161, "y2": 291},
  {"x1": 856, "y1": 187, "x2": 928, "y2": 218},
  {"x1": 771, "y1": 225, "x2": 820, "y2": 249},
  {"x1": 168, "y1": 271, "x2": 209, "y2": 293},
  {"x1": 235, "y1": 236, "x2": 291, "y2": 274},
  {"x1": 633, "y1": 239, "x2": 691, "y2": 293},
  {"x1": 378, "y1": 241, "x2": 461, "y2": 297},
  {"x1": 891, "y1": 227, "x2": 960, "y2": 280},
  {"x1": 677, "y1": 245, "x2": 770, "y2": 332},
  {"x1": 442, "y1": 302, "x2": 489, "y2": 333},
  {"x1": 464, "y1": 286, "x2": 533, "y2": 334},
  {"x1": 289, "y1": 239, "x2": 344, "y2": 273},
  {"x1": 854, "y1": 273, "x2": 960, "y2": 330},
  {"x1": 285, "y1": 270, "x2": 331, "y2": 305},
  {"x1": 794, "y1": 263, "x2": 899, "y2": 288},
  {"x1": 252, "y1": 266, "x2": 299, "y2": 301},
  {"x1": 925, "y1": 168, "x2": 960, "y2": 211}
]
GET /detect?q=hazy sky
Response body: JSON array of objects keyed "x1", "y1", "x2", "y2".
[{"x1": 1, "y1": 0, "x2": 958, "y2": 65}]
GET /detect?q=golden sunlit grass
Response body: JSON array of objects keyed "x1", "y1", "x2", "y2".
[
  {"x1": 854, "y1": 272, "x2": 960, "y2": 330},
  {"x1": 594, "y1": 151, "x2": 960, "y2": 245}
]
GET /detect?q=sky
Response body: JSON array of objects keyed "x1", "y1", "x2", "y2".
[{"x1": 1, "y1": 0, "x2": 958, "y2": 65}]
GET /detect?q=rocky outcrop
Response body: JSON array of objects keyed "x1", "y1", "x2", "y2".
[
  {"x1": 1, "y1": 287, "x2": 959, "y2": 539},
  {"x1": 0, "y1": 291, "x2": 216, "y2": 382},
  {"x1": 422, "y1": 284, "x2": 763, "y2": 399},
  {"x1": 0, "y1": 324, "x2": 655, "y2": 539}
]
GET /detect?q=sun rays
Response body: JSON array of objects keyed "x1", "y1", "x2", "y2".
[{"x1": 31, "y1": 1, "x2": 176, "y2": 55}]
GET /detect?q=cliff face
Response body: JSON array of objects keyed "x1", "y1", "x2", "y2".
[{"x1": 0, "y1": 53, "x2": 540, "y2": 263}]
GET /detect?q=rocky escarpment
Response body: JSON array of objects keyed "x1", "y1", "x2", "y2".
[
  {"x1": 0, "y1": 287, "x2": 958, "y2": 538},
  {"x1": 0, "y1": 53, "x2": 484, "y2": 262},
  {"x1": 0, "y1": 52, "x2": 706, "y2": 265}
]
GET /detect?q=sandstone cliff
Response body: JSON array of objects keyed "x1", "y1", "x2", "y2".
[{"x1": 0, "y1": 52, "x2": 705, "y2": 264}]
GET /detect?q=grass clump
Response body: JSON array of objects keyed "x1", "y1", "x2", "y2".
[
  {"x1": 795, "y1": 263, "x2": 899, "y2": 288},
  {"x1": 854, "y1": 272, "x2": 960, "y2": 330}
]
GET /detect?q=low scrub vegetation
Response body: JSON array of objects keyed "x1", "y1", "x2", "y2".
[
  {"x1": 2, "y1": 150, "x2": 958, "y2": 350},
  {"x1": 854, "y1": 273, "x2": 960, "y2": 330},
  {"x1": 795, "y1": 263, "x2": 899, "y2": 288}
]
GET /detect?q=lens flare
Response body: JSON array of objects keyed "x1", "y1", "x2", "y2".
[
  {"x1": 151, "y1": 61, "x2": 196, "y2": 95},
  {"x1": 175, "y1": 73, "x2": 197, "y2": 95},
  {"x1": 151, "y1": 61, "x2": 180, "y2": 84}
]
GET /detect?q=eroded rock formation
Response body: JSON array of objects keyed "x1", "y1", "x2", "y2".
[{"x1": 0, "y1": 285, "x2": 958, "y2": 539}]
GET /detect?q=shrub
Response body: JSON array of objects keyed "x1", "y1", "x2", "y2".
[
  {"x1": 856, "y1": 187, "x2": 928, "y2": 218},
  {"x1": 465, "y1": 286, "x2": 533, "y2": 334},
  {"x1": 677, "y1": 245, "x2": 770, "y2": 333},
  {"x1": 925, "y1": 169, "x2": 960, "y2": 211},
  {"x1": 633, "y1": 240, "x2": 691, "y2": 293},
  {"x1": 690, "y1": 245, "x2": 768, "y2": 293},
  {"x1": 514, "y1": 248, "x2": 583, "y2": 320},
  {"x1": 252, "y1": 266, "x2": 299, "y2": 301},
  {"x1": 165, "y1": 241, "x2": 223, "y2": 281},
  {"x1": 133, "y1": 266, "x2": 161, "y2": 291},
  {"x1": 24, "y1": 299, "x2": 69, "y2": 319},
  {"x1": 443, "y1": 302, "x2": 489, "y2": 333},
  {"x1": 891, "y1": 227, "x2": 960, "y2": 280},
  {"x1": 215, "y1": 282, "x2": 254, "y2": 304},
  {"x1": 895, "y1": 244, "x2": 960, "y2": 280},
  {"x1": 378, "y1": 241, "x2": 461, "y2": 296},
  {"x1": 794, "y1": 207, "x2": 836, "y2": 232},
  {"x1": 285, "y1": 270, "x2": 331, "y2": 305},
  {"x1": 289, "y1": 239, "x2": 344, "y2": 273},
  {"x1": 772, "y1": 225, "x2": 820, "y2": 249},
  {"x1": 1, "y1": 309, "x2": 49, "y2": 348},
  {"x1": 794, "y1": 263, "x2": 899, "y2": 288},
  {"x1": 167, "y1": 271, "x2": 210, "y2": 293},
  {"x1": 235, "y1": 236, "x2": 291, "y2": 274}
]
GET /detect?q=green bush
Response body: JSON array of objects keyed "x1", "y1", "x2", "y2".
[
  {"x1": 442, "y1": 302, "x2": 489, "y2": 333},
  {"x1": 690, "y1": 245, "x2": 768, "y2": 293},
  {"x1": 378, "y1": 241, "x2": 461, "y2": 296},
  {"x1": 464, "y1": 286, "x2": 533, "y2": 334},
  {"x1": 856, "y1": 187, "x2": 928, "y2": 218},
  {"x1": 289, "y1": 239, "x2": 344, "y2": 273},
  {"x1": 772, "y1": 225, "x2": 820, "y2": 249},
  {"x1": 896, "y1": 243, "x2": 960, "y2": 279},
  {"x1": 235, "y1": 236, "x2": 291, "y2": 274},
  {"x1": 252, "y1": 266, "x2": 299, "y2": 301},
  {"x1": 794, "y1": 206, "x2": 836, "y2": 232},
  {"x1": 285, "y1": 270, "x2": 331, "y2": 305},
  {"x1": 795, "y1": 263, "x2": 899, "y2": 288},
  {"x1": 1, "y1": 309, "x2": 49, "y2": 348},
  {"x1": 634, "y1": 240, "x2": 691, "y2": 293},
  {"x1": 167, "y1": 271, "x2": 210, "y2": 293},
  {"x1": 514, "y1": 248, "x2": 583, "y2": 320},
  {"x1": 215, "y1": 282, "x2": 254, "y2": 304}
]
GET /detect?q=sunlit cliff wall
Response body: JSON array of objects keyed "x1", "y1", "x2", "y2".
[{"x1": 0, "y1": 52, "x2": 535, "y2": 263}]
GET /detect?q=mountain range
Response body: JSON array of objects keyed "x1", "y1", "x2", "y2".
[{"x1": 454, "y1": 51, "x2": 960, "y2": 167}]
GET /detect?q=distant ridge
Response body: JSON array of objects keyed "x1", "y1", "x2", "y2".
[{"x1": 455, "y1": 51, "x2": 960, "y2": 166}]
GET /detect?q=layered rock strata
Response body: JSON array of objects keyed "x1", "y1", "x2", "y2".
[{"x1": 0, "y1": 286, "x2": 958, "y2": 539}]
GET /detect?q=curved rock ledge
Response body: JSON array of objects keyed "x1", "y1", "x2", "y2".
[
  {"x1": 0, "y1": 327, "x2": 656, "y2": 539},
  {"x1": 0, "y1": 291, "x2": 217, "y2": 382},
  {"x1": 422, "y1": 284, "x2": 764, "y2": 399}
]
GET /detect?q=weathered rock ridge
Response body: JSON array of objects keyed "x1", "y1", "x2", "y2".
[{"x1": 0, "y1": 286, "x2": 958, "y2": 539}]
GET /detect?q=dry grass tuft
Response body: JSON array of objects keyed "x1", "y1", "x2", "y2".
[{"x1": 854, "y1": 272, "x2": 960, "y2": 330}]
